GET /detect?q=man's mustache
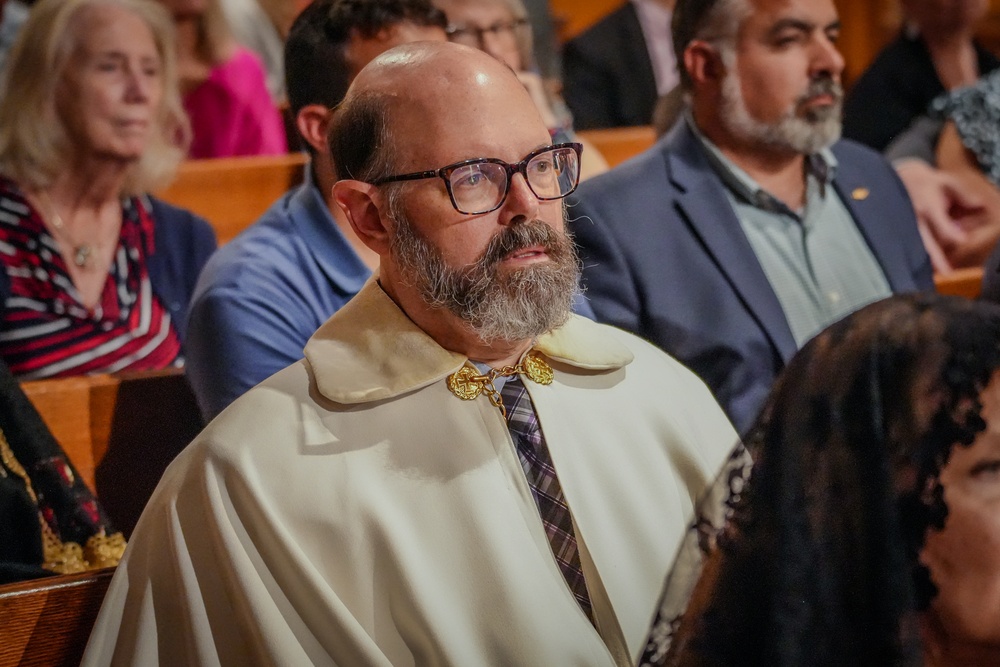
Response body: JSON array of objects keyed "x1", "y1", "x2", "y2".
[
  {"x1": 800, "y1": 76, "x2": 843, "y2": 106},
  {"x1": 477, "y1": 220, "x2": 567, "y2": 269}
]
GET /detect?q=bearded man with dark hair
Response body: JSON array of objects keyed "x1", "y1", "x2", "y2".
[{"x1": 571, "y1": 0, "x2": 934, "y2": 436}]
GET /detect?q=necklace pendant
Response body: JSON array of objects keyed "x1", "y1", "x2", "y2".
[
  {"x1": 523, "y1": 351, "x2": 553, "y2": 385},
  {"x1": 447, "y1": 365, "x2": 485, "y2": 400},
  {"x1": 73, "y1": 245, "x2": 92, "y2": 268}
]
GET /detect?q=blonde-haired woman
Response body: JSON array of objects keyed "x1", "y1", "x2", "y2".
[
  {"x1": 159, "y1": 0, "x2": 287, "y2": 158},
  {"x1": 0, "y1": 0, "x2": 216, "y2": 379}
]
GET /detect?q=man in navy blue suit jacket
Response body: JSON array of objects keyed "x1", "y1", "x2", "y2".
[
  {"x1": 562, "y1": 2, "x2": 659, "y2": 130},
  {"x1": 570, "y1": 0, "x2": 933, "y2": 435}
]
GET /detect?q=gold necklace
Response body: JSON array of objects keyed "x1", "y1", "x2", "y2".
[
  {"x1": 447, "y1": 350, "x2": 554, "y2": 418},
  {"x1": 39, "y1": 191, "x2": 96, "y2": 269}
]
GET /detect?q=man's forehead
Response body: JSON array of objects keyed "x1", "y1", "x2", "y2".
[
  {"x1": 742, "y1": 0, "x2": 839, "y2": 29},
  {"x1": 443, "y1": 0, "x2": 513, "y2": 25},
  {"x1": 394, "y1": 97, "x2": 549, "y2": 168},
  {"x1": 391, "y1": 98, "x2": 551, "y2": 168},
  {"x1": 346, "y1": 41, "x2": 549, "y2": 159},
  {"x1": 355, "y1": 44, "x2": 520, "y2": 111}
]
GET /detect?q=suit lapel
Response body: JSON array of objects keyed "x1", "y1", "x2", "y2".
[
  {"x1": 830, "y1": 147, "x2": 917, "y2": 292},
  {"x1": 664, "y1": 123, "x2": 799, "y2": 362}
]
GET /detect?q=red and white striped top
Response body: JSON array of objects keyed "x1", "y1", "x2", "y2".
[{"x1": 0, "y1": 178, "x2": 182, "y2": 379}]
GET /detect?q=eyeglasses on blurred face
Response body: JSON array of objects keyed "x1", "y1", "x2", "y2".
[{"x1": 445, "y1": 17, "x2": 527, "y2": 50}]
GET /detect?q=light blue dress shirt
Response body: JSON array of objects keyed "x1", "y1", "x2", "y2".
[
  {"x1": 185, "y1": 168, "x2": 372, "y2": 421},
  {"x1": 690, "y1": 120, "x2": 892, "y2": 347}
]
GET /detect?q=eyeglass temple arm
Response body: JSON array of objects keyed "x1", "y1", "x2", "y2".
[{"x1": 371, "y1": 170, "x2": 441, "y2": 186}]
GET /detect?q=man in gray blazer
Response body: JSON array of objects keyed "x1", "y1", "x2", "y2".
[{"x1": 570, "y1": 0, "x2": 933, "y2": 434}]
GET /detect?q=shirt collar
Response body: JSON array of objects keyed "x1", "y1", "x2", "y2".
[
  {"x1": 288, "y1": 164, "x2": 371, "y2": 293},
  {"x1": 304, "y1": 277, "x2": 634, "y2": 405},
  {"x1": 630, "y1": 0, "x2": 670, "y2": 12},
  {"x1": 685, "y1": 113, "x2": 838, "y2": 209},
  {"x1": 630, "y1": 0, "x2": 678, "y2": 96}
]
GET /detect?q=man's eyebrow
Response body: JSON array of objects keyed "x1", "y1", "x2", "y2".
[
  {"x1": 767, "y1": 18, "x2": 813, "y2": 35},
  {"x1": 768, "y1": 17, "x2": 841, "y2": 36}
]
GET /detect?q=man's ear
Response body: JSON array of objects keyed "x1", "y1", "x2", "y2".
[
  {"x1": 332, "y1": 180, "x2": 392, "y2": 256},
  {"x1": 296, "y1": 104, "x2": 334, "y2": 154},
  {"x1": 684, "y1": 40, "x2": 725, "y2": 88}
]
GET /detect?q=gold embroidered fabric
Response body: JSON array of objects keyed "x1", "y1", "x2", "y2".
[{"x1": 0, "y1": 427, "x2": 125, "y2": 573}]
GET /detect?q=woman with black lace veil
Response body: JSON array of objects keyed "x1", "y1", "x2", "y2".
[{"x1": 641, "y1": 293, "x2": 1000, "y2": 666}]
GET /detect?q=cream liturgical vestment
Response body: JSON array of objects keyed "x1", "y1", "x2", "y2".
[{"x1": 83, "y1": 279, "x2": 738, "y2": 667}]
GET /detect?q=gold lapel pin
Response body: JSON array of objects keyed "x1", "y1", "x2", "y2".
[{"x1": 851, "y1": 187, "x2": 870, "y2": 201}]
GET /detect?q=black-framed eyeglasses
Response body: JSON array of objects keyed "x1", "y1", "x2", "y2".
[
  {"x1": 371, "y1": 143, "x2": 583, "y2": 215},
  {"x1": 445, "y1": 18, "x2": 528, "y2": 49}
]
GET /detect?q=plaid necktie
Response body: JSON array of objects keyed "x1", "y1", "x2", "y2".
[{"x1": 499, "y1": 374, "x2": 593, "y2": 621}]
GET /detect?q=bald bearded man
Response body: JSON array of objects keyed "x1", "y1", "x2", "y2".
[{"x1": 82, "y1": 42, "x2": 737, "y2": 666}]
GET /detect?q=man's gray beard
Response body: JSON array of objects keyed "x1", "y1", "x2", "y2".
[
  {"x1": 387, "y1": 193, "x2": 581, "y2": 344},
  {"x1": 719, "y1": 65, "x2": 843, "y2": 155}
]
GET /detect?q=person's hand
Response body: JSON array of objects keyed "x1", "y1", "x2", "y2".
[
  {"x1": 894, "y1": 159, "x2": 984, "y2": 273},
  {"x1": 516, "y1": 70, "x2": 559, "y2": 130}
]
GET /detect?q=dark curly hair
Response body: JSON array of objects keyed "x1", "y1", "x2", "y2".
[{"x1": 673, "y1": 293, "x2": 1000, "y2": 666}]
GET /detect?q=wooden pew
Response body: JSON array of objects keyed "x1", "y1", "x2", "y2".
[
  {"x1": 22, "y1": 368, "x2": 204, "y2": 537},
  {"x1": 935, "y1": 266, "x2": 985, "y2": 299},
  {"x1": 549, "y1": 0, "x2": 619, "y2": 42},
  {"x1": 20, "y1": 374, "x2": 117, "y2": 497},
  {"x1": 0, "y1": 567, "x2": 114, "y2": 667},
  {"x1": 578, "y1": 125, "x2": 656, "y2": 168},
  {"x1": 156, "y1": 153, "x2": 308, "y2": 244}
]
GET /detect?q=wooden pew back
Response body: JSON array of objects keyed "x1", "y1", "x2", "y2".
[
  {"x1": 0, "y1": 567, "x2": 114, "y2": 667},
  {"x1": 19, "y1": 374, "x2": 117, "y2": 495},
  {"x1": 21, "y1": 369, "x2": 204, "y2": 537},
  {"x1": 578, "y1": 125, "x2": 657, "y2": 168},
  {"x1": 935, "y1": 267, "x2": 984, "y2": 300},
  {"x1": 156, "y1": 153, "x2": 308, "y2": 244}
]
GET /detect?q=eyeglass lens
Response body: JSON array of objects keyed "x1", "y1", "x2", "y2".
[
  {"x1": 448, "y1": 146, "x2": 579, "y2": 214},
  {"x1": 448, "y1": 20, "x2": 523, "y2": 47}
]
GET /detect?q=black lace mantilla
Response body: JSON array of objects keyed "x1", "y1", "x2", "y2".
[{"x1": 641, "y1": 293, "x2": 1000, "y2": 666}]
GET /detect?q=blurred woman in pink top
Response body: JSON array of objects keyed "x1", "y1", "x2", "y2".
[{"x1": 159, "y1": 0, "x2": 287, "y2": 158}]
